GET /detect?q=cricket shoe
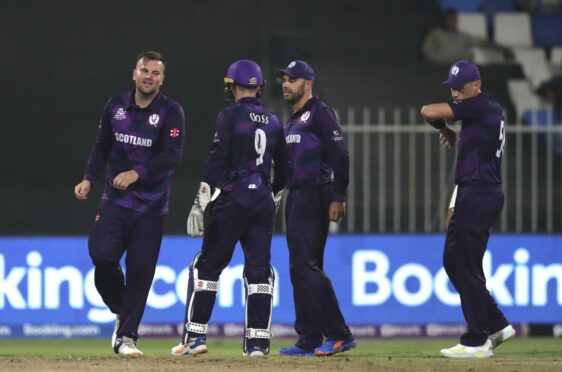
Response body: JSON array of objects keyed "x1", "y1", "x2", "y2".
[
  {"x1": 171, "y1": 336, "x2": 208, "y2": 356},
  {"x1": 244, "y1": 346, "x2": 268, "y2": 357},
  {"x1": 489, "y1": 325, "x2": 516, "y2": 349},
  {"x1": 279, "y1": 344, "x2": 316, "y2": 356},
  {"x1": 111, "y1": 315, "x2": 119, "y2": 348},
  {"x1": 440, "y1": 339, "x2": 493, "y2": 358},
  {"x1": 314, "y1": 339, "x2": 357, "y2": 356},
  {"x1": 114, "y1": 336, "x2": 143, "y2": 356}
]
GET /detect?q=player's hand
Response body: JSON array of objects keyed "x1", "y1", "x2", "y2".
[
  {"x1": 186, "y1": 182, "x2": 211, "y2": 236},
  {"x1": 439, "y1": 127, "x2": 456, "y2": 149},
  {"x1": 273, "y1": 190, "x2": 284, "y2": 214},
  {"x1": 329, "y1": 201, "x2": 345, "y2": 223},
  {"x1": 74, "y1": 180, "x2": 91, "y2": 200},
  {"x1": 113, "y1": 170, "x2": 139, "y2": 190}
]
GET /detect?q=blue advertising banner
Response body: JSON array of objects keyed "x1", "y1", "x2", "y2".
[{"x1": 0, "y1": 235, "x2": 561, "y2": 331}]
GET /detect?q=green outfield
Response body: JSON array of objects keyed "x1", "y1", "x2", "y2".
[{"x1": 0, "y1": 338, "x2": 561, "y2": 371}]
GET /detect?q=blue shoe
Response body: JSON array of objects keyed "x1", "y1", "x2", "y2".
[
  {"x1": 314, "y1": 339, "x2": 356, "y2": 356},
  {"x1": 279, "y1": 344, "x2": 316, "y2": 356}
]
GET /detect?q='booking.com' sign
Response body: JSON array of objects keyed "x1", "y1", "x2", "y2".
[{"x1": 0, "y1": 235, "x2": 561, "y2": 325}]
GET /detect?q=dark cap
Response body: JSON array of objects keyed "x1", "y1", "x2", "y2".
[
  {"x1": 442, "y1": 60, "x2": 481, "y2": 88},
  {"x1": 277, "y1": 60, "x2": 315, "y2": 81}
]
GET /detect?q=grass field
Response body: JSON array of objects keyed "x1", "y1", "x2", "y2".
[{"x1": 0, "y1": 338, "x2": 561, "y2": 371}]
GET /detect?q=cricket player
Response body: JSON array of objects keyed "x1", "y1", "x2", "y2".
[
  {"x1": 277, "y1": 60, "x2": 355, "y2": 357},
  {"x1": 171, "y1": 59, "x2": 287, "y2": 357},
  {"x1": 421, "y1": 59, "x2": 515, "y2": 358},
  {"x1": 74, "y1": 51, "x2": 185, "y2": 355}
]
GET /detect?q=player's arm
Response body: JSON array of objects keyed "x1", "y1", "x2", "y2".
[
  {"x1": 271, "y1": 126, "x2": 289, "y2": 213},
  {"x1": 75, "y1": 99, "x2": 114, "y2": 199},
  {"x1": 420, "y1": 103, "x2": 456, "y2": 149},
  {"x1": 202, "y1": 110, "x2": 232, "y2": 191},
  {"x1": 271, "y1": 127, "x2": 288, "y2": 195},
  {"x1": 186, "y1": 110, "x2": 232, "y2": 236},
  {"x1": 317, "y1": 107, "x2": 350, "y2": 222},
  {"x1": 134, "y1": 105, "x2": 185, "y2": 180}
]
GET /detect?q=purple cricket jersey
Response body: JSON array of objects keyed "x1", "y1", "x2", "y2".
[
  {"x1": 284, "y1": 96, "x2": 349, "y2": 202},
  {"x1": 83, "y1": 91, "x2": 185, "y2": 214},
  {"x1": 202, "y1": 97, "x2": 287, "y2": 207},
  {"x1": 449, "y1": 92, "x2": 505, "y2": 185}
]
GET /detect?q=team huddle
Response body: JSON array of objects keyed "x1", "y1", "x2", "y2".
[{"x1": 74, "y1": 52, "x2": 514, "y2": 359}]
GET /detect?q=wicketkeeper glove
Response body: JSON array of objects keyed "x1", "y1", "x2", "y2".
[
  {"x1": 273, "y1": 190, "x2": 284, "y2": 214},
  {"x1": 186, "y1": 182, "x2": 211, "y2": 236}
]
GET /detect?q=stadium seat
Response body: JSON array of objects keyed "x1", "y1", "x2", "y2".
[
  {"x1": 507, "y1": 79, "x2": 544, "y2": 123},
  {"x1": 552, "y1": 47, "x2": 562, "y2": 65},
  {"x1": 513, "y1": 48, "x2": 552, "y2": 88},
  {"x1": 458, "y1": 13, "x2": 487, "y2": 39},
  {"x1": 471, "y1": 47, "x2": 505, "y2": 65},
  {"x1": 494, "y1": 13, "x2": 533, "y2": 48}
]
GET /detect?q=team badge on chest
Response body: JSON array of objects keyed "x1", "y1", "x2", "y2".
[{"x1": 148, "y1": 114, "x2": 160, "y2": 127}]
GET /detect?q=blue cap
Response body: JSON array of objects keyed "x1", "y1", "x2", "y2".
[
  {"x1": 277, "y1": 60, "x2": 315, "y2": 81},
  {"x1": 442, "y1": 60, "x2": 481, "y2": 88}
]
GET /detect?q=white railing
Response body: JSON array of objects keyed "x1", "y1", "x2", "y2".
[{"x1": 279, "y1": 106, "x2": 562, "y2": 233}]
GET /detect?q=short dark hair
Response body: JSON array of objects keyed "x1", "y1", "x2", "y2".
[{"x1": 136, "y1": 51, "x2": 166, "y2": 68}]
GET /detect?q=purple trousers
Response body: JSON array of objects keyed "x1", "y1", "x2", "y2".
[
  {"x1": 88, "y1": 201, "x2": 164, "y2": 340},
  {"x1": 444, "y1": 183, "x2": 509, "y2": 346},
  {"x1": 285, "y1": 185, "x2": 352, "y2": 349}
]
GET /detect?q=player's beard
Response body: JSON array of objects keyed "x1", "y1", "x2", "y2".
[
  {"x1": 136, "y1": 80, "x2": 159, "y2": 99},
  {"x1": 284, "y1": 81, "x2": 306, "y2": 104}
]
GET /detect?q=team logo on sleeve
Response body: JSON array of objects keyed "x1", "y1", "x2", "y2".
[
  {"x1": 170, "y1": 128, "x2": 180, "y2": 138},
  {"x1": 148, "y1": 114, "x2": 160, "y2": 127},
  {"x1": 300, "y1": 111, "x2": 311, "y2": 123},
  {"x1": 332, "y1": 130, "x2": 344, "y2": 142},
  {"x1": 114, "y1": 107, "x2": 127, "y2": 120}
]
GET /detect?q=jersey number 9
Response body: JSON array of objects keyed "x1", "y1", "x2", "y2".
[{"x1": 254, "y1": 128, "x2": 267, "y2": 165}]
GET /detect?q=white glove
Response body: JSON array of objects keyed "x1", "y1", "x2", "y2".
[
  {"x1": 186, "y1": 182, "x2": 211, "y2": 236},
  {"x1": 273, "y1": 190, "x2": 284, "y2": 214}
]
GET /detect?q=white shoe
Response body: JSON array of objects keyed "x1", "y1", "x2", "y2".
[
  {"x1": 489, "y1": 325, "x2": 515, "y2": 349},
  {"x1": 171, "y1": 336, "x2": 208, "y2": 356},
  {"x1": 244, "y1": 346, "x2": 267, "y2": 357},
  {"x1": 111, "y1": 315, "x2": 120, "y2": 348},
  {"x1": 440, "y1": 339, "x2": 493, "y2": 358},
  {"x1": 114, "y1": 336, "x2": 143, "y2": 356}
]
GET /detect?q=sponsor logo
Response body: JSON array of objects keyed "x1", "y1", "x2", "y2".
[
  {"x1": 285, "y1": 134, "x2": 301, "y2": 144},
  {"x1": 249, "y1": 112, "x2": 269, "y2": 124},
  {"x1": 300, "y1": 111, "x2": 310, "y2": 123},
  {"x1": 249, "y1": 77, "x2": 258, "y2": 85},
  {"x1": 94, "y1": 214, "x2": 100, "y2": 222},
  {"x1": 114, "y1": 132, "x2": 153, "y2": 147},
  {"x1": 113, "y1": 108, "x2": 127, "y2": 120},
  {"x1": 22, "y1": 324, "x2": 101, "y2": 338},
  {"x1": 148, "y1": 114, "x2": 160, "y2": 127},
  {"x1": 170, "y1": 128, "x2": 180, "y2": 138}
]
